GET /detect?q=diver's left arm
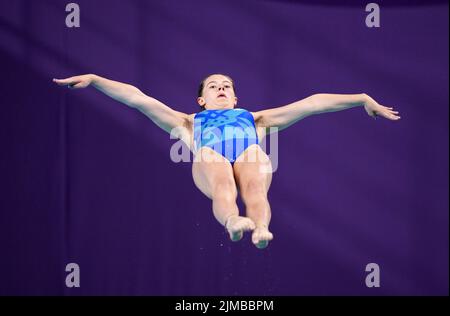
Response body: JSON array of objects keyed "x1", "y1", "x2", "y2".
[{"x1": 253, "y1": 93, "x2": 401, "y2": 132}]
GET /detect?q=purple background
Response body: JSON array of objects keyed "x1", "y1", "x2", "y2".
[{"x1": 0, "y1": 0, "x2": 448, "y2": 295}]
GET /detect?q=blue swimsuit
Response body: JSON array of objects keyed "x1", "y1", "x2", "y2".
[{"x1": 193, "y1": 108, "x2": 259, "y2": 164}]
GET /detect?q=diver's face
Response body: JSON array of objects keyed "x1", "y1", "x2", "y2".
[{"x1": 197, "y1": 75, "x2": 237, "y2": 110}]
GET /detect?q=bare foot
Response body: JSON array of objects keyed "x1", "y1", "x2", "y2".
[
  {"x1": 225, "y1": 215, "x2": 256, "y2": 241},
  {"x1": 252, "y1": 226, "x2": 273, "y2": 249}
]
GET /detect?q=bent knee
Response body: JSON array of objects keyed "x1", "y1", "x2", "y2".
[
  {"x1": 241, "y1": 178, "x2": 267, "y2": 197},
  {"x1": 212, "y1": 178, "x2": 237, "y2": 199}
]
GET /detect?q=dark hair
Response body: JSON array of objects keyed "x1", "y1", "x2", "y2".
[{"x1": 197, "y1": 74, "x2": 236, "y2": 111}]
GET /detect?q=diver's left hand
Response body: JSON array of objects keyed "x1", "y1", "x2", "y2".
[{"x1": 364, "y1": 95, "x2": 401, "y2": 121}]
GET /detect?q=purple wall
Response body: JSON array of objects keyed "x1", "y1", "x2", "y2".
[{"x1": 0, "y1": 0, "x2": 448, "y2": 295}]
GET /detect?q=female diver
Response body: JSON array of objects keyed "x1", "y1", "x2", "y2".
[{"x1": 53, "y1": 74, "x2": 400, "y2": 249}]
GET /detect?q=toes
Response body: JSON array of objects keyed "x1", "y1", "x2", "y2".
[
  {"x1": 252, "y1": 232, "x2": 269, "y2": 249},
  {"x1": 233, "y1": 218, "x2": 255, "y2": 232},
  {"x1": 252, "y1": 229, "x2": 273, "y2": 249},
  {"x1": 255, "y1": 240, "x2": 269, "y2": 249},
  {"x1": 252, "y1": 233, "x2": 260, "y2": 245},
  {"x1": 225, "y1": 217, "x2": 256, "y2": 242},
  {"x1": 241, "y1": 219, "x2": 256, "y2": 231},
  {"x1": 229, "y1": 230, "x2": 243, "y2": 242}
]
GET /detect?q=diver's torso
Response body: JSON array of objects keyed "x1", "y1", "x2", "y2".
[
  {"x1": 178, "y1": 108, "x2": 264, "y2": 155},
  {"x1": 193, "y1": 108, "x2": 258, "y2": 154}
]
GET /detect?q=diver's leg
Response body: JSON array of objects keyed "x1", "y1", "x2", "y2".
[
  {"x1": 192, "y1": 147, "x2": 255, "y2": 241},
  {"x1": 233, "y1": 144, "x2": 274, "y2": 249}
]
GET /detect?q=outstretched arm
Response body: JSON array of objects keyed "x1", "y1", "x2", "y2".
[
  {"x1": 53, "y1": 74, "x2": 190, "y2": 134},
  {"x1": 253, "y1": 93, "x2": 400, "y2": 132}
]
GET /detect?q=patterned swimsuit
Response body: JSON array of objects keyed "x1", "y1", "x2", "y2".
[{"x1": 193, "y1": 108, "x2": 259, "y2": 164}]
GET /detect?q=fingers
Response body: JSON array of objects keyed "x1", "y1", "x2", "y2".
[
  {"x1": 373, "y1": 105, "x2": 401, "y2": 121},
  {"x1": 381, "y1": 105, "x2": 396, "y2": 110},
  {"x1": 53, "y1": 78, "x2": 73, "y2": 85},
  {"x1": 70, "y1": 82, "x2": 87, "y2": 89},
  {"x1": 381, "y1": 110, "x2": 401, "y2": 120},
  {"x1": 53, "y1": 77, "x2": 86, "y2": 89},
  {"x1": 385, "y1": 109, "x2": 399, "y2": 115},
  {"x1": 387, "y1": 108, "x2": 399, "y2": 116}
]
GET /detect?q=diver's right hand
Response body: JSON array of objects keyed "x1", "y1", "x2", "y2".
[{"x1": 53, "y1": 74, "x2": 95, "y2": 89}]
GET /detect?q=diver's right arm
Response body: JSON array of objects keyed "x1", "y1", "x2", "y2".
[{"x1": 53, "y1": 74, "x2": 190, "y2": 134}]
